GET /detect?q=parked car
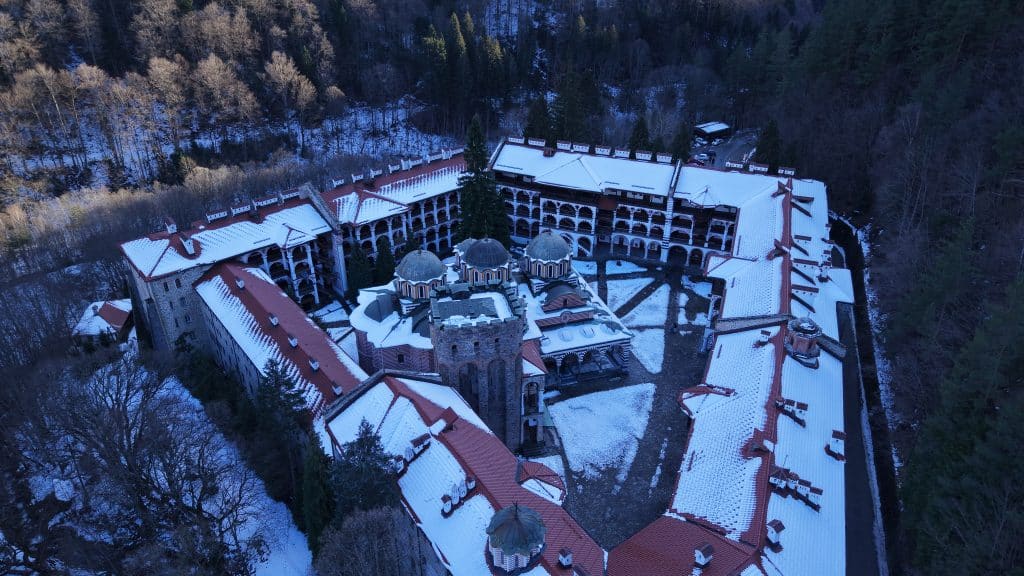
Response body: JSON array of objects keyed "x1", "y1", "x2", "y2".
[
  {"x1": 694, "y1": 137, "x2": 707, "y2": 147},
  {"x1": 712, "y1": 138, "x2": 724, "y2": 146},
  {"x1": 694, "y1": 153, "x2": 710, "y2": 162}
]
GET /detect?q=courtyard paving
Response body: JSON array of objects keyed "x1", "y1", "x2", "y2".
[{"x1": 546, "y1": 258, "x2": 712, "y2": 548}]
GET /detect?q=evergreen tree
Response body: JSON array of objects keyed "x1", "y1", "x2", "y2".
[
  {"x1": 753, "y1": 119, "x2": 784, "y2": 172},
  {"x1": 257, "y1": 358, "x2": 306, "y2": 423},
  {"x1": 457, "y1": 116, "x2": 509, "y2": 246},
  {"x1": 345, "y1": 244, "x2": 373, "y2": 299},
  {"x1": 628, "y1": 112, "x2": 651, "y2": 155},
  {"x1": 523, "y1": 97, "x2": 551, "y2": 143},
  {"x1": 330, "y1": 420, "x2": 400, "y2": 520},
  {"x1": 671, "y1": 118, "x2": 693, "y2": 161},
  {"x1": 373, "y1": 235, "x2": 396, "y2": 285},
  {"x1": 302, "y1": 443, "x2": 333, "y2": 552}
]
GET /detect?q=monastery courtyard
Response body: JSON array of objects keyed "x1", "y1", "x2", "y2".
[
  {"x1": 540, "y1": 256, "x2": 712, "y2": 548},
  {"x1": 534, "y1": 254, "x2": 879, "y2": 576}
]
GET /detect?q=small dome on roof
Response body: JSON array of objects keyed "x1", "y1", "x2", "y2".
[
  {"x1": 395, "y1": 250, "x2": 444, "y2": 282},
  {"x1": 463, "y1": 238, "x2": 510, "y2": 269},
  {"x1": 526, "y1": 230, "x2": 570, "y2": 261},
  {"x1": 486, "y1": 504, "x2": 546, "y2": 557}
]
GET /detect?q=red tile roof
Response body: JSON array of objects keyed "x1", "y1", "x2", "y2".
[
  {"x1": 96, "y1": 302, "x2": 131, "y2": 331},
  {"x1": 195, "y1": 263, "x2": 364, "y2": 414},
  {"x1": 321, "y1": 154, "x2": 466, "y2": 204},
  {"x1": 383, "y1": 376, "x2": 603, "y2": 576},
  {"x1": 608, "y1": 516, "x2": 754, "y2": 576}
]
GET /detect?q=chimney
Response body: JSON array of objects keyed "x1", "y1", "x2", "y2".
[
  {"x1": 558, "y1": 548, "x2": 573, "y2": 568},
  {"x1": 818, "y1": 262, "x2": 831, "y2": 282},
  {"x1": 694, "y1": 543, "x2": 714, "y2": 567},
  {"x1": 164, "y1": 216, "x2": 177, "y2": 234},
  {"x1": 828, "y1": 430, "x2": 846, "y2": 460},
  {"x1": 181, "y1": 233, "x2": 196, "y2": 256},
  {"x1": 767, "y1": 519, "x2": 785, "y2": 547}
]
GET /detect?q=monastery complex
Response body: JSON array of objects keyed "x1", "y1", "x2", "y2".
[{"x1": 120, "y1": 136, "x2": 855, "y2": 576}]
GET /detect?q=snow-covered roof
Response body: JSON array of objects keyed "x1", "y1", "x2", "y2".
[
  {"x1": 609, "y1": 170, "x2": 853, "y2": 576},
  {"x1": 121, "y1": 199, "x2": 331, "y2": 280},
  {"x1": 194, "y1": 264, "x2": 367, "y2": 419},
  {"x1": 491, "y1": 141, "x2": 677, "y2": 196},
  {"x1": 322, "y1": 155, "x2": 465, "y2": 226},
  {"x1": 518, "y1": 272, "x2": 631, "y2": 357},
  {"x1": 73, "y1": 299, "x2": 132, "y2": 336},
  {"x1": 695, "y1": 121, "x2": 731, "y2": 134},
  {"x1": 325, "y1": 375, "x2": 604, "y2": 576}
]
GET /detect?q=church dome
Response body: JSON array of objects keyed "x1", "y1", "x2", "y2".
[
  {"x1": 526, "y1": 230, "x2": 570, "y2": 262},
  {"x1": 463, "y1": 238, "x2": 510, "y2": 269},
  {"x1": 395, "y1": 250, "x2": 445, "y2": 282},
  {"x1": 486, "y1": 504, "x2": 547, "y2": 557}
]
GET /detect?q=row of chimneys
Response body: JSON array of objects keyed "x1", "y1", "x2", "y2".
[
  {"x1": 440, "y1": 473, "x2": 478, "y2": 517},
  {"x1": 694, "y1": 518, "x2": 787, "y2": 567},
  {"x1": 331, "y1": 147, "x2": 465, "y2": 190},
  {"x1": 723, "y1": 159, "x2": 797, "y2": 177},
  {"x1": 509, "y1": 136, "x2": 675, "y2": 164},
  {"x1": 230, "y1": 278, "x2": 342, "y2": 396}
]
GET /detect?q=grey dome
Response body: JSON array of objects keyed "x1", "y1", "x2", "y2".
[
  {"x1": 486, "y1": 504, "x2": 546, "y2": 556},
  {"x1": 395, "y1": 250, "x2": 444, "y2": 282},
  {"x1": 526, "y1": 230, "x2": 570, "y2": 261},
  {"x1": 463, "y1": 238, "x2": 510, "y2": 269}
]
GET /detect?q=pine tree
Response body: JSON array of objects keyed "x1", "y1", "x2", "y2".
[
  {"x1": 330, "y1": 420, "x2": 399, "y2": 520},
  {"x1": 302, "y1": 443, "x2": 333, "y2": 552},
  {"x1": 629, "y1": 113, "x2": 651, "y2": 155},
  {"x1": 457, "y1": 116, "x2": 509, "y2": 246},
  {"x1": 373, "y1": 235, "x2": 396, "y2": 285},
  {"x1": 753, "y1": 119, "x2": 784, "y2": 172},
  {"x1": 524, "y1": 97, "x2": 551, "y2": 143},
  {"x1": 258, "y1": 358, "x2": 306, "y2": 421},
  {"x1": 345, "y1": 244, "x2": 373, "y2": 299},
  {"x1": 671, "y1": 118, "x2": 693, "y2": 161}
]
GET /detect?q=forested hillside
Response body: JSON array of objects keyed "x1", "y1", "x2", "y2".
[{"x1": 1, "y1": 0, "x2": 1023, "y2": 573}]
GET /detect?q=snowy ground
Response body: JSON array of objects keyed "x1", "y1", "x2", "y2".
[
  {"x1": 622, "y1": 284, "x2": 670, "y2": 328},
  {"x1": 606, "y1": 260, "x2": 648, "y2": 275},
  {"x1": 631, "y1": 329, "x2": 666, "y2": 374},
  {"x1": 605, "y1": 278, "x2": 654, "y2": 312},
  {"x1": 168, "y1": 377, "x2": 314, "y2": 576},
  {"x1": 683, "y1": 276, "x2": 714, "y2": 298},
  {"x1": 549, "y1": 383, "x2": 655, "y2": 489},
  {"x1": 312, "y1": 301, "x2": 348, "y2": 324},
  {"x1": 572, "y1": 260, "x2": 598, "y2": 276}
]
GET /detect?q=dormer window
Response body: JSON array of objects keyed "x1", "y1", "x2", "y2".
[
  {"x1": 288, "y1": 335, "x2": 298, "y2": 348},
  {"x1": 309, "y1": 357, "x2": 319, "y2": 371},
  {"x1": 234, "y1": 278, "x2": 245, "y2": 290},
  {"x1": 269, "y1": 314, "x2": 279, "y2": 326}
]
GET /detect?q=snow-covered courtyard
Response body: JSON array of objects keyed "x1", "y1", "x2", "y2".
[{"x1": 548, "y1": 383, "x2": 655, "y2": 486}]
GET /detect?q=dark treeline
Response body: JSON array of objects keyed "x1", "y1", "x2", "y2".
[{"x1": 1, "y1": 0, "x2": 1023, "y2": 573}]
